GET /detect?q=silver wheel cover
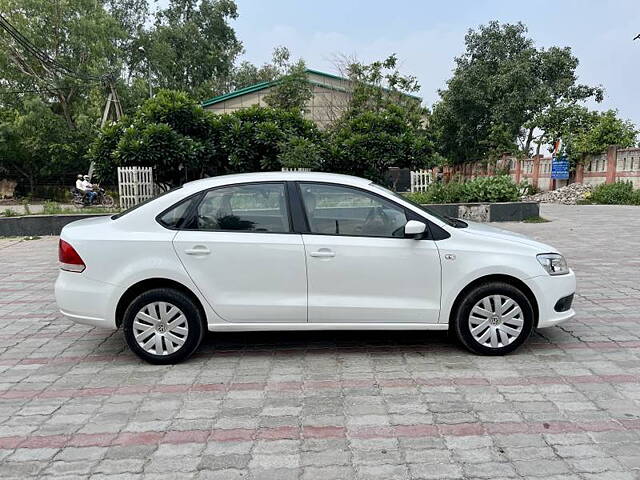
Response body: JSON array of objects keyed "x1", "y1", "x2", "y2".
[
  {"x1": 468, "y1": 295, "x2": 524, "y2": 348},
  {"x1": 133, "y1": 301, "x2": 189, "y2": 355}
]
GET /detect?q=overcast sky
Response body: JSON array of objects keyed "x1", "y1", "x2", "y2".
[{"x1": 224, "y1": 0, "x2": 640, "y2": 125}]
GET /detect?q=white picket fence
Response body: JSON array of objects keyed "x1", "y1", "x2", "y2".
[
  {"x1": 410, "y1": 169, "x2": 432, "y2": 192},
  {"x1": 117, "y1": 166, "x2": 155, "y2": 210},
  {"x1": 281, "y1": 167, "x2": 312, "y2": 172}
]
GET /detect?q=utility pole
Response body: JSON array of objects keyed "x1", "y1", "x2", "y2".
[
  {"x1": 139, "y1": 46, "x2": 152, "y2": 98},
  {"x1": 88, "y1": 75, "x2": 123, "y2": 180}
]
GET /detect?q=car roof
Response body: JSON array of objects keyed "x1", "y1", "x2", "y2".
[{"x1": 182, "y1": 171, "x2": 373, "y2": 193}]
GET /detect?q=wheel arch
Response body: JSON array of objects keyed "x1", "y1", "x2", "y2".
[
  {"x1": 448, "y1": 274, "x2": 539, "y2": 328},
  {"x1": 115, "y1": 278, "x2": 207, "y2": 328}
]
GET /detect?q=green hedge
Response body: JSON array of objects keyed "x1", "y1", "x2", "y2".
[
  {"x1": 405, "y1": 175, "x2": 520, "y2": 204},
  {"x1": 584, "y1": 182, "x2": 640, "y2": 205}
]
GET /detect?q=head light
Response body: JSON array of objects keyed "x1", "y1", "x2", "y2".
[{"x1": 536, "y1": 253, "x2": 569, "y2": 276}]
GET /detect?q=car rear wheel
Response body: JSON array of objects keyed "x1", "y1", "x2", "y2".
[
  {"x1": 122, "y1": 288, "x2": 205, "y2": 364},
  {"x1": 453, "y1": 282, "x2": 534, "y2": 355}
]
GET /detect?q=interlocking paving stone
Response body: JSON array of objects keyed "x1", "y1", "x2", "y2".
[{"x1": 0, "y1": 204, "x2": 639, "y2": 478}]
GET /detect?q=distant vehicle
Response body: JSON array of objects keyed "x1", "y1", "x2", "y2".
[
  {"x1": 55, "y1": 172, "x2": 575, "y2": 363},
  {"x1": 71, "y1": 185, "x2": 114, "y2": 208}
]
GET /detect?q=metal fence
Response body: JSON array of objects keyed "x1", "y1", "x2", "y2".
[{"x1": 117, "y1": 167, "x2": 154, "y2": 210}]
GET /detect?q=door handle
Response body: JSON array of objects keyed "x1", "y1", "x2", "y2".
[
  {"x1": 310, "y1": 249, "x2": 335, "y2": 258},
  {"x1": 184, "y1": 246, "x2": 210, "y2": 256}
]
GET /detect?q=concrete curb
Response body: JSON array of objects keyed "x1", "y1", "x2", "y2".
[
  {"x1": 422, "y1": 202, "x2": 539, "y2": 222},
  {"x1": 0, "y1": 214, "x2": 112, "y2": 237}
]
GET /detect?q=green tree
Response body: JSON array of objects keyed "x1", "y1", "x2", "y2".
[
  {"x1": 0, "y1": 0, "x2": 129, "y2": 129},
  {"x1": 136, "y1": 0, "x2": 242, "y2": 99},
  {"x1": 0, "y1": 98, "x2": 91, "y2": 193},
  {"x1": 264, "y1": 59, "x2": 313, "y2": 112},
  {"x1": 324, "y1": 56, "x2": 434, "y2": 182},
  {"x1": 227, "y1": 46, "x2": 290, "y2": 91},
  {"x1": 567, "y1": 110, "x2": 637, "y2": 160},
  {"x1": 278, "y1": 136, "x2": 324, "y2": 169},
  {"x1": 432, "y1": 21, "x2": 603, "y2": 163},
  {"x1": 90, "y1": 92, "x2": 323, "y2": 186},
  {"x1": 91, "y1": 90, "x2": 219, "y2": 187},
  {"x1": 219, "y1": 105, "x2": 321, "y2": 173}
]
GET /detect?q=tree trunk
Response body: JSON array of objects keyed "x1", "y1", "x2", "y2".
[
  {"x1": 524, "y1": 127, "x2": 535, "y2": 155},
  {"x1": 57, "y1": 94, "x2": 76, "y2": 130}
]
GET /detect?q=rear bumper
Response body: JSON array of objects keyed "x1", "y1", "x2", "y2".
[
  {"x1": 54, "y1": 271, "x2": 122, "y2": 329},
  {"x1": 524, "y1": 270, "x2": 576, "y2": 328}
]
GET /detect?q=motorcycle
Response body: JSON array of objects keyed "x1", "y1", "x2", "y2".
[{"x1": 71, "y1": 185, "x2": 115, "y2": 208}]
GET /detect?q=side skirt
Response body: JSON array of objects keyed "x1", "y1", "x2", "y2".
[{"x1": 208, "y1": 322, "x2": 449, "y2": 332}]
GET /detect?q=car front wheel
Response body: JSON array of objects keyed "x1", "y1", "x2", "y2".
[
  {"x1": 453, "y1": 282, "x2": 534, "y2": 355},
  {"x1": 122, "y1": 288, "x2": 205, "y2": 364}
]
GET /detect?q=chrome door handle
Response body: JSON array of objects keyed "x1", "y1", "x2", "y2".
[
  {"x1": 184, "y1": 246, "x2": 210, "y2": 255},
  {"x1": 310, "y1": 249, "x2": 335, "y2": 258}
]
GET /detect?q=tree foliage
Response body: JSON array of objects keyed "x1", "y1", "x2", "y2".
[
  {"x1": 566, "y1": 110, "x2": 637, "y2": 159},
  {"x1": 432, "y1": 21, "x2": 604, "y2": 163},
  {"x1": 264, "y1": 59, "x2": 313, "y2": 112},
  {"x1": 323, "y1": 56, "x2": 434, "y2": 183},
  {"x1": 134, "y1": 0, "x2": 242, "y2": 99},
  {"x1": 90, "y1": 92, "x2": 322, "y2": 187},
  {"x1": 0, "y1": 98, "x2": 92, "y2": 193}
]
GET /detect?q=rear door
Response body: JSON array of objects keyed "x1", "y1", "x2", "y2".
[
  {"x1": 297, "y1": 182, "x2": 442, "y2": 323},
  {"x1": 172, "y1": 182, "x2": 307, "y2": 323}
]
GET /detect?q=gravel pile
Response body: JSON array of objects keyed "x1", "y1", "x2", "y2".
[{"x1": 522, "y1": 183, "x2": 593, "y2": 204}]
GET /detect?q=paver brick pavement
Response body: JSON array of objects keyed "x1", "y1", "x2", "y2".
[{"x1": 0, "y1": 204, "x2": 640, "y2": 478}]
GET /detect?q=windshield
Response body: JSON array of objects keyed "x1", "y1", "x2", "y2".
[{"x1": 370, "y1": 183, "x2": 462, "y2": 227}]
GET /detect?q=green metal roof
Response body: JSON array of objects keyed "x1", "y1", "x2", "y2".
[{"x1": 201, "y1": 68, "x2": 421, "y2": 107}]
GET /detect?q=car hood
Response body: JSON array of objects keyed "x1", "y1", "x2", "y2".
[{"x1": 458, "y1": 220, "x2": 557, "y2": 253}]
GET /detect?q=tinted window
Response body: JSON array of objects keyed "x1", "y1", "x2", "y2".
[
  {"x1": 158, "y1": 195, "x2": 198, "y2": 228},
  {"x1": 195, "y1": 183, "x2": 290, "y2": 233},
  {"x1": 299, "y1": 183, "x2": 407, "y2": 237}
]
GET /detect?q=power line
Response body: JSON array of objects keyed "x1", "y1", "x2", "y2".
[{"x1": 0, "y1": 12, "x2": 106, "y2": 83}]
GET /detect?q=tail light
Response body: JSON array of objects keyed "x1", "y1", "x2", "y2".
[{"x1": 59, "y1": 239, "x2": 86, "y2": 273}]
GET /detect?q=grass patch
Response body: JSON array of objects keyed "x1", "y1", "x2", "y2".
[{"x1": 523, "y1": 216, "x2": 550, "y2": 223}]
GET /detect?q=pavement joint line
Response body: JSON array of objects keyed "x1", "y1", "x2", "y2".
[
  {"x1": 1, "y1": 373, "x2": 640, "y2": 400},
  {"x1": 1, "y1": 419, "x2": 639, "y2": 450}
]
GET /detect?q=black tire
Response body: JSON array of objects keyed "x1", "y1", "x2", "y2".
[
  {"x1": 122, "y1": 288, "x2": 205, "y2": 364},
  {"x1": 453, "y1": 281, "x2": 534, "y2": 356},
  {"x1": 101, "y1": 195, "x2": 115, "y2": 207}
]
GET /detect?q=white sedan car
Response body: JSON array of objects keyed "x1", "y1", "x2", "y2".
[{"x1": 55, "y1": 172, "x2": 575, "y2": 363}]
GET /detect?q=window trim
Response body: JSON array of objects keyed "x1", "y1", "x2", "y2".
[
  {"x1": 294, "y1": 181, "x2": 434, "y2": 240},
  {"x1": 156, "y1": 192, "x2": 203, "y2": 230},
  {"x1": 158, "y1": 181, "x2": 295, "y2": 234}
]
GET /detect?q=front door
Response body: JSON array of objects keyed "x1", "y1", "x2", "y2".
[
  {"x1": 298, "y1": 182, "x2": 441, "y2": 323},
  {"x1": 173, "y1": 182, "x2": 307, "y2": 323}
]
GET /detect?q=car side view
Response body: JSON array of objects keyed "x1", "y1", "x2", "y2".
[{"x1": 55, "y1": 172, "x2": 576, "y2": 364}]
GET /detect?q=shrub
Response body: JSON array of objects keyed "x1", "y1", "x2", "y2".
[
  {"x1": 460, "y1": 176, "x2": 519, "y2": 203},
  {"x1": 588, "y1": 181, "x2": 640, "y2": 205},
  {"x1": 404, "y1": 175, "x2": 519, "y2": 204}
]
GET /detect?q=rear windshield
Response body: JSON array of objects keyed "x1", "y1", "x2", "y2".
[{"x1": 111, "y1": 187, "x2": 182, "y2": 220}]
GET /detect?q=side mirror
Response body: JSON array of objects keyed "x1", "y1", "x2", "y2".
[{"x1": 405, "y1": 220, "x2": 426, "y2": 238}]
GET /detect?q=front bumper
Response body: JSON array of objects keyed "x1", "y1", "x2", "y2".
[
  {"x1": 54, "y1": 271, "x2": 123, "y2": 329},
  {"x1": 524, "y1": 269, "x2": 576, "y2": 328}
]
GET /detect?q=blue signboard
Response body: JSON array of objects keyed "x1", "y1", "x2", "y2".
[{"x1": 551, "y1": 156, "x2": 570, "y2": 180}]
